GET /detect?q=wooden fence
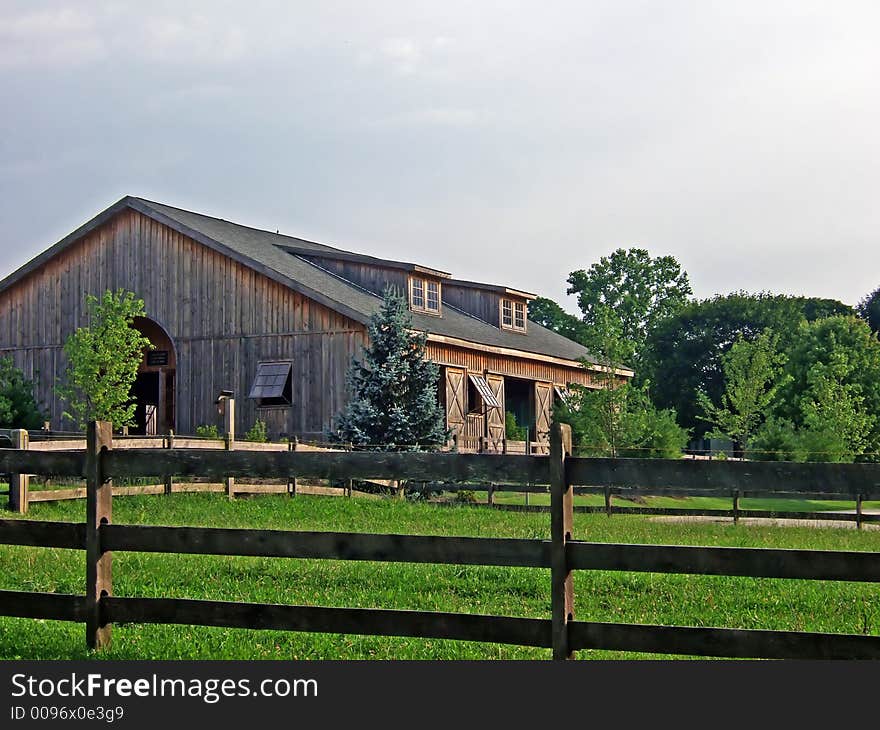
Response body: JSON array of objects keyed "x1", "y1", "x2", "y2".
[
  {"x1": 0, "y1": 430, "x2": 360, "y2": 512},
  {"x1": 1, "y1": 421, "x2": 880, "y2": 659}
]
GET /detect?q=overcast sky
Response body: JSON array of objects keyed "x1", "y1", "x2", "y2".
[{"x1": 1, "y1": 1, "x2": 878, "y2": 311}]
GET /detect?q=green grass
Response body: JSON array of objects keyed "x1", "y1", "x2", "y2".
[{"x1": 1, "y1": 493, "x2": 879, "y2": 660}]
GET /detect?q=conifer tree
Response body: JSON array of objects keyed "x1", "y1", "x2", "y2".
[{"x1": 332, "y1": 287, "x2": 448, "y2": 450}]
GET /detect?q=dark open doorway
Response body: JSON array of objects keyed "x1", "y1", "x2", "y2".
[
  {"x1": 131, "y1": 317, "x2": 176, "y2": 435},
  {"x1": 504, "y1": 377, "x2": 534, "y2": 439}
]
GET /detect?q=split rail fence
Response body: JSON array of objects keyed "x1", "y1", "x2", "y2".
[{"x1": 1, "y1": 421, "x2": 880, "y2": 659}]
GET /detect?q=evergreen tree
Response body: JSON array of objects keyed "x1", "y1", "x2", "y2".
[
  {"x1": 332, "y1": 287, "x2": 449, "y2": 450},
  {"x1": 0, "y1": 356, "x2": 45, "y2": 429}
]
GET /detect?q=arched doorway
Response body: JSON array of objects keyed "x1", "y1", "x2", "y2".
[{"x1": 131, "y1": 317, "x2": 176, "y2": 435}]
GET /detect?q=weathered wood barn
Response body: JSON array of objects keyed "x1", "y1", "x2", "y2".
[{"x1": 0, "y1": 197, "x2": 631, "y2": 447}]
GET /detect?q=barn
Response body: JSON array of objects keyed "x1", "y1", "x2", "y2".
[{"x1": 0, "y1": 196, "x2": 631, "y2": 448}]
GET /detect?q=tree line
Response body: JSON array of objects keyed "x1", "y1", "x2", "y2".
[{"x1": 536, "y1": 250, "x2": 880, "y2": 462}]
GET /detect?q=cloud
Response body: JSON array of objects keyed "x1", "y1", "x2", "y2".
[
  {"x1": 373, "y1": 107, "x2": 483, "y2": 128},
  {"x1": 0, "y1": 7, "x2": 104, "y2": 67},
  {"x1": 379, "y1": 37, "x2": 422, "y2": 75}
]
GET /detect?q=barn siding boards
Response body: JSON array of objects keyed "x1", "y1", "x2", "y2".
[
  {"x1": 424, "y1": 342, "x2": 592, "y2": 390},
  {"x1": 0, "y1": 210, "x2": 363, "y2": 438}
]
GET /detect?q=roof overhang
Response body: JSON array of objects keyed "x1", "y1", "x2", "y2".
[
  {"x1": 276, "y1": 245, "x2": 451, "y2": 279},
  {"x1": 444, "y1": 278, "x2": 537, "y2": 300},
  {"x1": 421, "y1": 332, "x2": 634, "y2": 377}
]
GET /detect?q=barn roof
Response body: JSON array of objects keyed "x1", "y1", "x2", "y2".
[{"x1": 0, "y1": 196, "x2": 609, "y2": 369}]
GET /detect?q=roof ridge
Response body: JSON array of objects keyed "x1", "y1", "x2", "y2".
[{"x1": 133, "y1": 196, "x2": 345, "y2": 254}]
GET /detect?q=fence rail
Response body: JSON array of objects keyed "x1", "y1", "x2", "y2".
[{"x1": 1, "y1": 421, "x2": 880, "y2": 659}]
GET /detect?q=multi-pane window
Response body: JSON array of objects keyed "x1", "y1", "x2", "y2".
[
  {"x1": 410, "y1": 277, "x2": 441, "y2": 314},
  {"x1": 514, "y1": 301, "x2": 525, "y2": 329},
  {"x1": 427, "y1": 280, "x2": 439, "y2": 311},
  {"x1": 501, "y1": 298, "x2": 526, "y2": 331},
  {"x1": 411, "y1": 278, "x2": 425, "y2": 309}
]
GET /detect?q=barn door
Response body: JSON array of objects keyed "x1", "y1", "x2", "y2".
[
  {"x1": 445, "y1": 368, "x2": 466, "y2": 442},
  {"x1": 486, "y1": 374, "x2": 505, "y2": 451},
  {"x1": 534, "y1": 381, "x2": 552, "y2": 454}
]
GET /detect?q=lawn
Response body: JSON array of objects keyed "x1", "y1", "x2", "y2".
[{"x1": 1, "y1": 492, "x2": 878, "y2": 660}]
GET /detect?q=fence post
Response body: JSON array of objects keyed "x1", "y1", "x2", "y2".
[
  {"x1": 856, "y1": 494, "x2": 863, "y2": 531},
  {"x1": 287, "y1": 438, "x2": 298, "y2": 497},
  {"x1": 604, "y1": 486, "x2": 613, "y2": 517},
  {"x1": 164, "y1": 430, "x2": 174, "y2": 495},
  {"x1": 550, "y1": 422, "x2": 574, "y2": 660},
  {"x1": 525, "y1": 435, "x2": 531, "y2": 507},
  {"x1": 733, "y1": 490, "x2": 740, "y2": 525},
  {"x1": 85, "y1": 421, "x2": 112, "y2": 650},
  {"x1": 487, "y1": 483, "x2": 495, "y2": 507},
  {"x1": 9, "y1": 429, "x2": 29, "y2": 514},
  {"x1": 224, "y1": 398, "x2": 235, "y2": 500}
]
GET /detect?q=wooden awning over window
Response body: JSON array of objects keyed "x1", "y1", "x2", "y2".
[
  {"x1": 468, "y1": 374, "x2": 500, "y2": 408},
  {"x1": 248, "y1": 362, "x2": 292, "y2": 400}
]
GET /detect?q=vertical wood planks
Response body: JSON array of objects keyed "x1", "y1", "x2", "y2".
[
  {"x1": 86, "y1": 421, "x2": 113, "y2": 650},
  {"x1": 550, "y1": 422, "x2": 573, "y2": 660}
]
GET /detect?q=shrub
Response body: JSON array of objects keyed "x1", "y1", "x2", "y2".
[
  {"x1": 0, "y1": 356, "x2": 45, "y2": 429},
  {"x1": 245, "y1": 420, "x2": 269, "y2": 443},
  {"x1": 195, "y1": 424, "x2": 221, "y2": 439},
  {"x1": 504, "y1": 411, "x2": 528, "y2": 441}
]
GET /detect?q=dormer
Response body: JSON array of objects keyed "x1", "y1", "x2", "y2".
[
  {"x1": 274, "y1": 242, "x2": 450, "y2": 308},
  {"x1": 442, "y1": 279, "x2": 536, "y2": 331}
]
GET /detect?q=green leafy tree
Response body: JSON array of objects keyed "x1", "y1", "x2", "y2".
[
  {"x1": 642, "y1": 292, "x2": 852, "y2": 438},
  {"x1": 554, "y1": 301, "x2": 688, "y2": 458},
  {"x1": 555, "y1": 383, "x2": 688, "y2": 458},
  {"x1": 0, "y1": 356, "x2": 45, "y2": 429},
  {"x1": 857, "y1": 285, "x2": 880, "y2": 334},
  {"x1": 331, "y1": 287, "x2": 449, "y2": 450},
  {"x1": 57, "y1": 289, "x2": 153, "y2": 430},
  {"x1": 696, "y1": 329, "x2": 789, "y2": 450},
  {"x1": 774, "y1": 315, "x2": 880, "y2": 457},
  {"x1": 566, "y1": 247, "x2": 692, "y2": 368},
  {"x1": 528, "y1": 296, "x2": 588, "y2": 344}
]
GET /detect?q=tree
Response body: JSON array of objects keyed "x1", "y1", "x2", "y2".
[
  {"x1": 0, "y1": 356, "x2": 45, "y2": 429},
  {"x1": 857, "y1": 285, "x2": 880, "y2": 334},
  {"x1": 566, "y1": 248, "x2": 692, "y2": 368},
  {"x1": 554, "y1": 298, "x2": 688, "y2": 459},
  {"x1": 696, "y1": 329, "x2": 789, "y2": 451},
  {"x1": 331, "y1": 287, "x2": 449, "y2": 450},
  {"x1": 555, "y1": 383, "x2": 688, "y2": 459},
  {"x1": 528, "y1": 296, "x2": 588, "y2": 344},
  {"x1": 774, "y1": 316, "x2": 880, "y2": 459},
  {"x1": 57, "y1": 289, "x2": 152, "y2": 430},
  {"x1": 642, "y1": 292, "x2": 852, "y2": 439}
]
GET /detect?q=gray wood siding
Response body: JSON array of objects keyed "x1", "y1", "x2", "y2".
[
  {"x1": 0, "y1": 209, "x2": 366, "y2": 439},
  {"x1": 299, "y1": 257, "x2": 410, "y2": 299},
  {"x1": 442, "y1": 284, "x2": 529, "y2": 330}
]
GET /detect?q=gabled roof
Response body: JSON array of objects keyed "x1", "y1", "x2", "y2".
[{"x1": 0, "y1": 196, "x2": 606, "y2": 369}]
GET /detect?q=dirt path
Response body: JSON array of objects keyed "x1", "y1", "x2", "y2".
[{"x1": 649, "y1": 514, "x2": 880, "y2": 530}]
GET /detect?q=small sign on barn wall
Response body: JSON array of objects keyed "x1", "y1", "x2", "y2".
[{"x1": 147, "y1": 350, "x2": 169, "y2": 366}]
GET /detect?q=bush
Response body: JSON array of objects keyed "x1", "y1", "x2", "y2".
[
  {"x1": 245, "y1": 420, "x2": 268, "y2": 443},
  {"x1": 0, "y1": 356, "x2": 45, "y2": 429},
  {"x1": 504, "y1": 411, "x2": 528, "y2": 441},
  {"x1": 455, "y1": 489, "x2": 477, "y2": 504},
  {"x1": 195, "y1": 424, "x2": 221, "y2": 439}
]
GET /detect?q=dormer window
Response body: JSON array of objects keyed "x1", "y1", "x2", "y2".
[
  {"x1": 410, "y1": 276, "x2": 441, "y2": 315},
  {"x1": 500, "y1": 298, "x2": 527, "y2": 332}
]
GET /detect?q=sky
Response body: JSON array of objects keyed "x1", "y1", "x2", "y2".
[{"x1": 1, "y1": 1, "x2": 878, "y2": 311}]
